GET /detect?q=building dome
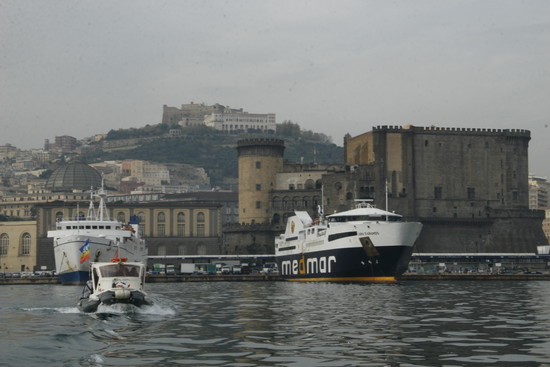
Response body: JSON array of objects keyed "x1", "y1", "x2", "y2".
[{"x1": 45, "y1": 162, "x2": 102, "y2": 192}]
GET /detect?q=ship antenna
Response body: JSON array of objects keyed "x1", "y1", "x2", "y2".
[
  {"x1": 320, "y1": 183, "x2": 325, "y2": 220},
  {"x1": 385, "y1": 178, "x2": 389, "y2": 221}
]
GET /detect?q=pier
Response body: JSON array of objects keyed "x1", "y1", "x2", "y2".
[{"x1": 5, "y1": 272, "x2": 550, "y2": 285}]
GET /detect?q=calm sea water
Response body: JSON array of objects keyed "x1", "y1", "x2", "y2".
[{"x1": 2, "y1": 280, "x2": 550, "y2": 367}]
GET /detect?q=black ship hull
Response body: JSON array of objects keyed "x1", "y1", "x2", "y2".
[{"x1": 276, "y1": 245, "x2": 413, "y2": 282}]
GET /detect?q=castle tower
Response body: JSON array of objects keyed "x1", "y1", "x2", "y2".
[{"x1": 237, "y1": 138, "x2": 284, "y2": 224}]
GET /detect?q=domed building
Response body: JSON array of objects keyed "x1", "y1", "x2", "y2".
[{"x1": 45, "y1": 162, "x2": 102, "y2": 192}]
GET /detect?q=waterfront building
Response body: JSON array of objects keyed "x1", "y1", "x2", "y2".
[{"x1": 0, "y1": 221, "x2": 37, "y2": 274}]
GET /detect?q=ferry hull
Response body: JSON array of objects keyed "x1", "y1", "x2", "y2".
[
  {"x1": 54, "y1": 235, "x2": 146, "y2": 285},
  {"x1": 58, "y1": 270, "x2": 90, "y2": 285},
  {"x1": 276, "y1": 245, "x2": 414, "y2": 282}
]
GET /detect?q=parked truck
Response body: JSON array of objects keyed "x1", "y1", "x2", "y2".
[{"x1": 180, "y1": 263, "x2": 196, "y2": 274}]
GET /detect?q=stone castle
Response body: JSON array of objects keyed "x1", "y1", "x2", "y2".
[{"x1": 227, "y1": 125, "x2": 547, "y2": 255}]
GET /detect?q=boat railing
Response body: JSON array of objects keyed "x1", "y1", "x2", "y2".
[{"x1": 354, "y1": 199, "x2": 375, "y2": 209}]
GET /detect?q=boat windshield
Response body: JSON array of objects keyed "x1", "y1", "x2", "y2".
[
  {"x1": 99, "y1": 264, "x2": 140, "y2": 277},
  {"x1": 328, "y1": 215, "x2": 402, "y2": 222}
]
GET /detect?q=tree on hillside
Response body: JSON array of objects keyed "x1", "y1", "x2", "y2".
[{"x1": 276, "y1": 121, "x2": 301, "y2": 137}]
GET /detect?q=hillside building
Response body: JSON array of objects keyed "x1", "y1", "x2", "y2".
[
  {"x1": 162, "y1": 102, "x2": 241, "y2": 125},
  {"x1": 162, "y1": 102, "x2": 276, "y2": 133},
  {"x1": 529, "y1": 175, "x2": 549, "y2": 209},
  {"x1": 204, "y1": 111, "x2": 276, "y2": 133},
  {"x1": 121, "y1": 160, "x2": 170, "y2": 186}
]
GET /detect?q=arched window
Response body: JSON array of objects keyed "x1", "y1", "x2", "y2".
[
  {"x1": 177, "y1": 212, "x2": 185, "y2": 222},
  {"x1": 117, "y1": 212, "x2": 126, "y2": 223},
  {"x1": 157, "y1": 212, "x2": 166, "y2": 237},
  {"x1": 315, "y1": 180, "x2": 322, "y2": 189},
  {"x1": 21, "y1": 233, "x2": 31, "y2": 255},
  {"x1": 177, "y1": 212, "x2": 185, "y2": 237},
  {"x1": 293, "y1": 197, "x2": 301, "y2": 208},
  {"x1": 305, "y1": 179, "x2": 315, "y2": 190},
  {"x1": 0, "y1": 234, "x2": 8, "y2": 255},
  {"x1": 56, "y1": 211, "x2": 63, "y2": 221},
  {"x1": 157, "y1": 212, "x2": 166, "y2": 222},
  {"x1": 346, "y1": 192, "x2": 354, "y2": 200},
  {"x1": 138, "y1": 212, "x2": 146, "y2": 223},
  {"x1": 196, "y1": 212, "x2": 205, "y2": 236}
]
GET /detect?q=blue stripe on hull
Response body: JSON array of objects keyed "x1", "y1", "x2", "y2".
[
  {"x1": 276, "y1": 245, "x2": 413, "y2": 281},
  {"x1": 58, "y1": 271, "x2": 89, "y2": 285}
]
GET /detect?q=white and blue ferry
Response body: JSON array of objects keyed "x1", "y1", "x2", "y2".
[
  {"x1": 275, "y1": 201, "x2": 422, "y2": 282},
  {"x1": 47, "y1": 186, "x2": 148, "y2": 285}
]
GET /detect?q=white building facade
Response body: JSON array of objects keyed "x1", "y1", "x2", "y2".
[{"x1": 204, "y1": 112, "x2": 276, "y2": 132}]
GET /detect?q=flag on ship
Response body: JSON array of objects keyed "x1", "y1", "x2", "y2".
[{"x1": 79, "y1": 239, "x2": 90, "y2": 264}]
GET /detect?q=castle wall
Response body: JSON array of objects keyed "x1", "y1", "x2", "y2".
[
  {"x1": 331, "y1": 125, "x2": 545, "y2": 254},
  {"x1": 416, "y1": 214, "x2": 546, "y2": 253},
  {"x1": 222, "y1": 224, "x2": 276, "y2": 254}
]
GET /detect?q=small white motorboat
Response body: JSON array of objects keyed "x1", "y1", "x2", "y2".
[{"x1": 78, "y1": 258, "x2": 153, "y2": 313}]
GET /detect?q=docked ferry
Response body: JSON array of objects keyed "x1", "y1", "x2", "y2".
[
  {"x1": 275, "y1": 201, "x2": 422, "y2": 282},
  {"x1": 47, "y1": 186, "x2": 148, "y2": 285}
]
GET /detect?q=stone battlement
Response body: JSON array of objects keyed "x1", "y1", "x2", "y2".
[
  {"x1": 237, "y1": 138, "x2": 285, "y2": 148},
  {"x1": 373, "y1": 125, "x2": 530, "y2": 137}
]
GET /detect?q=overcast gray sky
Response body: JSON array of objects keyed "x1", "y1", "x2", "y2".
[{"x1": 1, "y1": 0, "x2": 549, "y2": 177}]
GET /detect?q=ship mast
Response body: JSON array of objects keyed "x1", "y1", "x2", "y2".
[
  {"x1": 96, "y1": 178, "x2": 109, "y2": 221},
  {"x1": 86, "y1": 187, "x2": 96, "y2": 220}
]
